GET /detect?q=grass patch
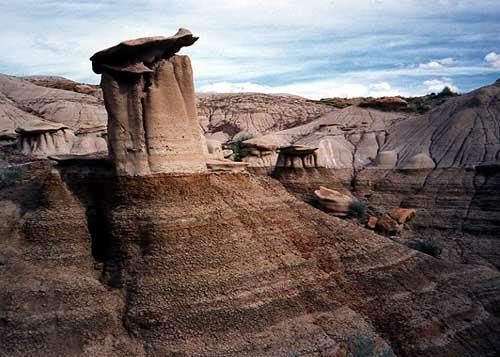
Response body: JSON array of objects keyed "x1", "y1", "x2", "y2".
[
  {"x1": 0, "y1": 166, "x2": 24, "y2": 188},
  {"x1": 349, "y1": 200, "x2": 367, "y2": 219},
  {"x1": 408, "y1": 239, "x2": 442, "y2": 257}
]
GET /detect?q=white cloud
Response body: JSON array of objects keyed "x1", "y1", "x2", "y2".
[
  {"x1": 485, "y1": 52, "x2": 500, "y2": 68},
  {"x1": 198, "y1": 81, "x2": 272, "y2": 93},
  {"x1": 370, "y1": 81, "x2": 392, "y2": 91},
  {"x1": 418, "y1": 57, "x2": 456, "y2": 70},
  {"x1": 0, "y1": 0, "x2": 499, "y2": 94},
  {"x1": 423, "y1": 78, "x2": 458, "y2": 93},
  {"x1": 438, "y1": 57, "x2": 457, "y2": 66},
  {"x1": 199, "y1": 79, "x2": 407, "y2": 99},
  {"x1": 419, "y1": 61, "x2": 444, "y2": 70}
]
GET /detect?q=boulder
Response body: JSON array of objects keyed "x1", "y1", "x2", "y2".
[
  {"x1": 375, "y1": 214, "x2": 403, "y2": 236},
  {"x1": 366, "y1": 215, "x2": 378, "y2": 229},
  {"x1": 388, "y1": 208, "x2": 417, "y2": 224},
  {"x1": 314, "y1": 186, "x2": 354, "y2": 216}
]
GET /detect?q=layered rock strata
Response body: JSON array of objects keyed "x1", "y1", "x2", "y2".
[
  {"x1": 0, "y1": 163, "x2": 144, "y2": 356},
  {"x1": 197, "y1": 93, "x2": 334, "y2": 140},
  {"x1": 91, "y1": 29, "x2": 207, "y2": 175},
  {"x1": 2, "y1": 160, "x2": 500, "y2": 355}
]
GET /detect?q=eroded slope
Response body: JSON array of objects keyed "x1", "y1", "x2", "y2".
[{"x1": 1, "y1": 159, "x2": 500, "y2": 356}]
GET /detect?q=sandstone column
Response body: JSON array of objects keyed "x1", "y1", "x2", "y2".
[{"x1": 90, "y1": 28, "x2": 207, "y2": 175}]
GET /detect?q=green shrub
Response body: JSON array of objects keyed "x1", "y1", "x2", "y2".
[
  {"x1": 230, "y1": 131, "x2": 254, "y2": 162},
  {"x1": 349, "y1": 200, "x2": 367, "y2": 218},
  {"x1": 0, "y1": 166, "x2": 23, "y2": 188},
  {"x1": 409, "y1": 239, "x2": 442, "y2": 257},
  {"x1": 437, "y1": 86, "x2": 454, "y2": 97}
]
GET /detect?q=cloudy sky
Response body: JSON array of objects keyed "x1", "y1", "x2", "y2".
[{"x1": 1, "y1": 0, "x2": 499, "y2": 99}]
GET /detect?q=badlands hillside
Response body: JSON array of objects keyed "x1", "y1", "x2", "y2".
[{"x1": 1, "y1": 34, "x2": 500, "y2": 356}]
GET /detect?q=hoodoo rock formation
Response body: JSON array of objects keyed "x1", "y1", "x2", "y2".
[
  {"x1": 91, "y1": 28, "x2": 207, "y2": 175},
  {"x1": 16, "y1": 122, "x2": 74, "y2": 157},
  {"x1": 2, "y1": 29, "x2": 500, "y2": 356},
  {"x1": 0, "y1": 74, "x2": 107, "y2": 155}
]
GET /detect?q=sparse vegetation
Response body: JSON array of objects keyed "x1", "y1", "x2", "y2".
[
  {"x1": 316, "y1": 87, "x2": 461, "y2": 114},
  {"x1": 408, "y1": 239, "x2": 442, "y2": 257},
  {"x1": 436, "y1": 86, "x2": 454, "y2": 98},
  {"x1": 230, "y1": 131, "x2": 254, "y2": 161},
  {"x1": 0, "y1": 166, "x2": 23, "y2": 188},
  {"x1": 347, "y1": 331, "x2": 395, "y2": 357},
  {"x1": 349, "y1": 200, "x2": 367, "y2": 219}
]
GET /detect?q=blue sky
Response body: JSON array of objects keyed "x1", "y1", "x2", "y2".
[{"x1": 1, "y1": 0, "x2": 499, "y2": 99}]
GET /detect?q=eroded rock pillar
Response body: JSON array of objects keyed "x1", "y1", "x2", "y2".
[{"x1": 91, "y1": 28, "x2": 207, "y2": 175}]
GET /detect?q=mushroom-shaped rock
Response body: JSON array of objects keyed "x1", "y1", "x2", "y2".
[
  {"x1": 16, "y1": 122, "x2": 75, "y2": 157},
  {"x1": 402, "y1": 153, "x2": 435, "y2": 170},
  {"x1": 90, "y1": 28, "x2": 198, "y2": 74},
  {"x1": 277, "y1": 145, "x2": 318, "y2": 168},
  {"x1": 241, "y1": 135, "x2": 290, "y2": 152},
  {"x1": 91, "y1": 29, "x2": 207, "y2": 175},
  {"x1": 239, "y1": 135, "x2": 288, "y2": 167},
  {"x1": 314, "y1": 186, "x2": 354, "y2": 217},
  {"x1": 375, "y1": 150, "x2": 398, "y2": 169}
]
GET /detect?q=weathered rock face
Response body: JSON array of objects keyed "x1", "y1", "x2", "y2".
[
  {"x1": 23, "y1": 76, "x2": 104, "y2": 101},
  {"x1": 197, "y1": 92, "x2": 334, "y2": 140},
  {"x1": 375, "y1": 150, "x2": 398, "y2": 169},
  {"x1": 248, "y1": 106, "x2": 408, "y2": 169},
  {"x1": 275, "y1": 162, "x2": 500, "y2": 270},
  {"x1": 92, "y1": 29, "x2": 208, "y2": 175},
  {"x1": 0, "y1": 74, "x2": 107, "y2": 156},
  {"x1": 2, "y1": 159, "x2": 500, "y2": 355},
  {"x1": 0, "y1": 74, "x2": 106, "y2": 134},
  {"x1": 383, "y1": 81, "x2": 500, "y2": 169},
  {"x1": 0, "y1": 163, "x2": 144, "y2": 356},
  {"x1": 354, "y1": 166, "x2": 500, "y2": 268},
  {"x1": 241, "y1": 80, "x2": 500, "y2": 172}
]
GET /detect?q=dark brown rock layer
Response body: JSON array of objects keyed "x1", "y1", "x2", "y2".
[{"x1": 2, "y1": 159, "x2": 500, "y2": 355}]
